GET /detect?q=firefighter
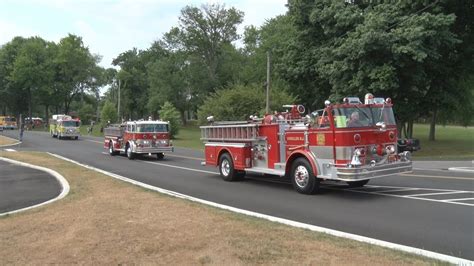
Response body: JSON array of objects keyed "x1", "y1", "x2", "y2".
[{"x1": 348, "y1": 111, "x2": 363, "y2": 127}]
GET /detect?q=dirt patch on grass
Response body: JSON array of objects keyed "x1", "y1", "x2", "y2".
[
  {"x1": 0, "y1": 135, "x2": 18, "y2": 146},
  {"x1": 0, "y1": 152, "x2": 442, "y2": 265}
]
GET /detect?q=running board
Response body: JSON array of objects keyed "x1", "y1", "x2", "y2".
[{"x1": 244, "y1": 167, "x2": 285, "y2": 177}]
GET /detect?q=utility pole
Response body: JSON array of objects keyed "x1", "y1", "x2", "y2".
[
  {"x1": 266, "y1": 51, "x2": 271, "y2": 114},
  {"x1": 117, "y1": 79, "x2": 121, "y2": 120}
]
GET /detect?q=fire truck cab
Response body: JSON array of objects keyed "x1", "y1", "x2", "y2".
[
  {"x1": 104, "y1": 120, "x2": 174, "y2": 160},
  {"x1": 49, "y1": 115, "x2": 81, "y2": 140},
  {"x1": 201, "y1": 93, "x2": 412, "y2": 194}
]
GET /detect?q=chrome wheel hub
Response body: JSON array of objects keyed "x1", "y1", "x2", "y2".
[
  {"x1": 294, "y1": 165, "x2": 309, "y2": 188},
  {"x1": 221, "y1": 159, "x2": 230, "y2": 176}
]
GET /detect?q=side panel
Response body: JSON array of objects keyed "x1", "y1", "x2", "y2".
[
  {"x1": 205, "y1": 145, "x2": 218, "y2": 166},
  {"x1": 258, "y1": 124, "x2": 280, "y2": 169},
  {"x1": 205, "y1": 143, "x2": 252, "y2": 170}
]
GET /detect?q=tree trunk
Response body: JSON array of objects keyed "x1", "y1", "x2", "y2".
[
  {"x1": 407, "y1": 119, "x2": 414, "y2": 139},
  {"x1": 429, "y1": 108, "x2": 437, "y2": 141},
  {"x1": 180, "y1": 110, "x2": 187, "y2": 126},
  {"x1": 45, "y1": 105, "x2": 49, "y2": 126}
]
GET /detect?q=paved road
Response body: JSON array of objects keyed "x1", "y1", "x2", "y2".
[
  {"x1": 2, "y1": 130, "x2": 474, "y2": 260},
  {"x1": 0, "y1": 160, "x2": 61, "y2": 213}
]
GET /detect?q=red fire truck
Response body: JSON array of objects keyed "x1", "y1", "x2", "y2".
[
  {"x1": 201, "y1": 93, "x2": 412, "y2": 194},
  {"x1": 104, "y1": 120, "x2": 173, "y2": 160}
]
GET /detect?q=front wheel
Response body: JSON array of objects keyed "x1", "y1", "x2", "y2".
[
  {"x1": 156, "y1": 153, "x2": 164, "y2": 160},
  {"x1": 219, "y1": 153, "x2": 243, "y2": 181},
  {"x1": 126, "y1": 144, "x2": 135, "y2": 160},
  {"x1": 290, "y1": 158, "x2": 320, "y2": 194},
  {"x1": 346, "y1": 179, "x2": 369, "y2": 188}
]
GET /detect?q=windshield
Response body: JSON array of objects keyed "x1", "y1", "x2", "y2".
[
  {"x1": 61, "y1": 121, "x2": 79, "y2": 127},
  {"x1": 333, "y1": 107, "x2": 396, "y2": 128},
  {"x1": 137, "y1": 124, "x2": 168, "y2": 133},
  {"x1": 371, "y1": 107, "x2": 396, "y2": 125}
]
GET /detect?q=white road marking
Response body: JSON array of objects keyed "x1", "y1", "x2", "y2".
[
  {"x1": 143, "y1": 161, "x2": 218, "y2": 175},
  {"x1": 408, "y1": 191, "x2": 469, "y2": 197},
  {"x1": 443, "y1": 198, "x2": 474, "y2": 202},
  {"x1": 374, "y1": 188, "x2": 420, "y2": 193},
  {"x1": 4, "y1": 149, "x2": 16, "y2": 152},
  {"x1": 0, "y1": 156, "x2": 70, "y2": 217},
  {"x1": 47, "y1": 152, "x2": 473, "y2": 265},
  {"x1": 401, "y1": 173, "x2": 473, "y2": 181}
]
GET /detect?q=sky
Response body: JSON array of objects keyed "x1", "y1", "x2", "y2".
[{"x1": 0, "y1": 0, "x2": 288, "y2": 69}]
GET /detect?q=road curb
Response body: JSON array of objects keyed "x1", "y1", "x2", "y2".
[
  {"x1": 0, "y1": 135, "x2": 22, "y2": 147},
  {"x1": 48, "y1": 152, "x2": 473, "y2": 265},
  {"x1": 0, "y1": 156, "x2": 70, "y2": 217},
  {"x1": 448, "y1": 167, "x2": 474, "y2": 173}
]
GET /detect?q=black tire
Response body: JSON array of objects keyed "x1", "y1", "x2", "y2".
[
  {"x1": 218, "y1": 153, "x2": 243, "y2": 181},
  {"x1": 346, "y1": 179, "x2": 369, "y2": 188},
  {"x1": 290, "y1": 158, "x2": 319, "y2": 194},
  {"x1": 74, "y1": 136, "x2": 79, "y2": 140},
  {"x1": 109, "y1": 141, "x2": 118, "y2": 156},
  {"x1": 156, "y1": 153, "x2": 164, "y2": 160},
  {"x1": 126, "y1": 144, "x2": 135, "y2": 160}
]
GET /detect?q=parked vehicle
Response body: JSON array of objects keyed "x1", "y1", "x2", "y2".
[
  {"x1": 201, "y1": 93, "x2": 413, "y2": 194},
  {"x1": 397, "y1": 138, "x2": 421, "y2": 152},
  {"x1": 104, "y1": 120, "x2": 173, "y2": 160},
  {"x1": 0, "y1": 116, "x2": 17, "y2": 130},
  {"x1": 49, "y1": 114, "x2": 81, "y2": 140}
]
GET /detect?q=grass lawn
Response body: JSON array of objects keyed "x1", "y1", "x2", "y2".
[
  {"x1": 173, "y1": 124, "x2": 203, "y2": 150},
  {"x1": 0, "y1": 152, "x2": 444, "y2": 264},
  {"x1": 0, "y1": 135, "x2": 19, "y2": 145},
  {"x1": 412, "y1": 124, "x2": 473, "y2": 160}
]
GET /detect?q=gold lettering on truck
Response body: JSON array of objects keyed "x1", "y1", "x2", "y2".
[
  {"x1": 317, "y1": 133, "x2": 325, "y2": 145},
  {"x1": 287, "y1": 136, "x2": 304, "y2": 141}
]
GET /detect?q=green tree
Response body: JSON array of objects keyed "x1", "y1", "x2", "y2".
[
  {"x1": 55, "y1": 34, "x2": 97, "y2": 114},
  {"x1": 284, "y1": 0, "x2": 462, "y2": 139},
  {"x1": 101, "y1": 101, "x2": 118, "y2": 125},
  {"x1": 113, "y1": 48, "x2": 149, "y2": 120},
  {"x1": 159, "y1": 101, "x2": 182, "y2": 138},
  {"x1": 175, "y1": 4, "x2": 244, "y2": 90},
  {"x1": 197, "y1": 83, "x2": 297, "y2": 124},
  {"x1": 9, "y1": 37, "x2": 55, "y2": 120}
]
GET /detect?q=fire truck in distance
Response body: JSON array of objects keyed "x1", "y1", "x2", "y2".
[
  {"x1": 104, "y1": 120, "x2": 173, "y2": 160},
  {"x1": 49, "y1": 115, "x2": 81, "y2": 140},
  {"x1": 200, "y1": 93, "x2": 413, "y2": 194}
]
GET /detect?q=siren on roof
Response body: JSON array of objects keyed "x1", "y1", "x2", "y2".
[
  {"x1": 343, "y1": 97, "x2": 361, "y2": 104},
  {"x1": 364, "y1": 93, "x2": 374, "y2": 104}
]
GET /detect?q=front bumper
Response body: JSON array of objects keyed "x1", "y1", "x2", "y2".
[
  {"x1": 335, "y1": 161, "x2": 412, "y2": 181},
  {"x1": 133, "y1": 146, "x2": 174, "y2": 154}
]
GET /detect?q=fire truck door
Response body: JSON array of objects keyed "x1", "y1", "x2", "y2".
[{"x1": 252, "y1": 139, "x2": 268, "y2": 169}]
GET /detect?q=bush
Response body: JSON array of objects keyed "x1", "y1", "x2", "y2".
[
  {"x1": 197, "y1": 83, "x2": 297, "y2": 124},
  {"x1": 78, "y1": 104, "x2": 95, "y2": 124},
  {"x1": 159, "y1": 101, "x2": 182, "y2": 138},
  {"x1": 101, "y1": 101, "x2": 117, "y2": 126}
]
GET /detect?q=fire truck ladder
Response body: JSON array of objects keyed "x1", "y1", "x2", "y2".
[{"x1": 200, "y1": 123, "x2": 258, "y2": 142}]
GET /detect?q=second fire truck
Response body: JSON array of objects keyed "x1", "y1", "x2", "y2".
[
  {"x1": 201, "y1": 93, "x2": 412, "y2": 194},
  {"x1": 104, "y1": 120, "x2": 174, "y2": 160}
]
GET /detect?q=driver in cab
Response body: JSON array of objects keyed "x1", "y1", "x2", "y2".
[{"x1": 348, "y1": 111, "x2": 363, "y2": 127}]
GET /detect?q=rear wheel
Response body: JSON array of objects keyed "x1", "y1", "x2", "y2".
[
  {"x1": 291, "y1": 158, "x2": 320, "y2": 194},
  {"x1": 156, "y1": 153, "x2": 164, "y2": 160},
  {"x1": 109, "y1": 141, "x2": 118, "y2": 156},
  {"x1": 74, "y1": 136, "x2": 79, "y2": 140},
  {"x1": 126, "y1": 144, "x2": 135, "y2": 160},
  {"x1": 218, "y1": 153, "x2": 243, "y2": 181},
  {"x1": 346, "y1": 179, "x2": 369, "y2": 188}
]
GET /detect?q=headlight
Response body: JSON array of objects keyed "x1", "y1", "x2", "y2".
[{"x1": 385, "y1": 145, "x2": 396, "y2": 155}]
